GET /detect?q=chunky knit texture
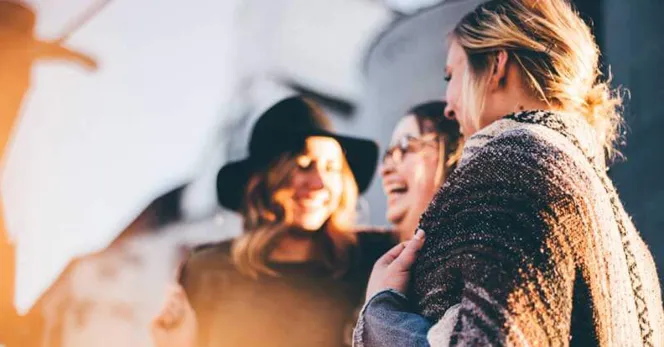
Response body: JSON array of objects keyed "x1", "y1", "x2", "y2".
[{"x1": 413, "y1": 110, "x2": 664, "y2": 346}]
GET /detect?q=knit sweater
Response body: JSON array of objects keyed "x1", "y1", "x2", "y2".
[{"x1": 413, "y1": 110, "x2": 664, "y2": 346}]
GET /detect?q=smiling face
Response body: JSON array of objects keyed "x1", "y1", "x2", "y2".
[
  {"x1": 237, "y1": 132, "x2": 358, "y2": 276},
  {"x1": 281, "y1": 136, "x2": 346, "y2": 231},
  {"x1": 380, "y1": 115, "x2": 441, "y2": 239}
]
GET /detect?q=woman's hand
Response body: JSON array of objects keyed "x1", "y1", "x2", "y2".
[
  {"x1": 365, "y1": 229, "x2": 425, "y2": 301},
  {"x1": 151, "y1": 284, "x2": 197, "y2": 347}
]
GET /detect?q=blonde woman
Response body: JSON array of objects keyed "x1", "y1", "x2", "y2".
[
  {"x1": 152, "y1": 96, "x2": 394, "y2": 347},
  {"x1": 355, "y1": 0, "x2": 664, "y2": 346}
]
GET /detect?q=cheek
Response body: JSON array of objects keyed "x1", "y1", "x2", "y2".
[
  {"x1": 288, "y1": 172, "x2": 305, "y2": 191},
  {"x1": 446, "y1": 78, "x2": 461, "y2": 109},
  {"x1": 402, "y1": 156, "x2": 438, "y2": 196},
  {"x1": 325, "y1": 175, "x2": 344, "y2": 204},
  {"x1": 447, "y1": 84, "x2": 477, "y2": 135},
  {"x1": 273, "y1": 187, "x2": 293, "y2": 208}
]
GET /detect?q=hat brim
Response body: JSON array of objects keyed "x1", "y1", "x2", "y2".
[
  {"x1": 312, "y1": 130, "x2": 379, "y2": 193},
  {"x1": 216, "y1": 159, "x2": 254, "y2": 211},
  {"x1": 31, "y1": 39, "x2": 98, "y2": 70},
  {"x1": 216, "y1": 131, "x2": 378, "y2": 211}
]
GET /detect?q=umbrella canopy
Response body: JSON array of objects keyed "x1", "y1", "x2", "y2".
[
  {"x1": 385, "y1": 0, "x2": 445, "y2": 14},
  {"x1": 2, "y1": 0, "x2": 243, "y2": 314}
]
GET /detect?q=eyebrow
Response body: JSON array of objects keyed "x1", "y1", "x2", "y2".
[{"x1": 391, "y1": 131, "x2": 420, "y2": 144}]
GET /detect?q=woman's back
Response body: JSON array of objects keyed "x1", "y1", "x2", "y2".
[{"x1": 413, "y1": 111, "x2": 664, "y2": 346}]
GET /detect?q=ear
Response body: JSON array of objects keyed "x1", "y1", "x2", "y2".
[{"x1": 488, "y1": 50, "x2": 509, "y2": 91}]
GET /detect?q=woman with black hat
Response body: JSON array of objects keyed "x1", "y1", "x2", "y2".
[{"x1": 151, "y1": 96, "x2": 396, "y2": 347}]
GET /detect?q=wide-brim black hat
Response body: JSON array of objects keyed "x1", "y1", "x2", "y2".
[
  {"x1": 217, "y1": 96, "x2": 379, "y2": 211},
  {"x1": 0, "y1": 1, "x2": 97, "y2": 69}
]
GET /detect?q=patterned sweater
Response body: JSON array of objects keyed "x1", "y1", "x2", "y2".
[{"x1": 413, "y1": 110, "x2": 664, "y2": 346}]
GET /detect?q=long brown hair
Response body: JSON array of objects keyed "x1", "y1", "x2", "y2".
[
  {"x1": 231, "y1": 150, "x2": 359, "y2": 279},
  {"x1": 452, "y1": 0, "x2": 623, "y2": 158}
]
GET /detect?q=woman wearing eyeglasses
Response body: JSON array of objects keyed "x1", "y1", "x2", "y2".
[{"x1": 380, "y1": 101, "x2": 462, "y2": 242}]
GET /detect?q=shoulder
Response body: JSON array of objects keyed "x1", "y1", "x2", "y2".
[
  {"x1": 179, "y1": 240, "x2": 235, "y2": 286},
  {"x1": 419, "y1": 117, "x2": 588, "y2": 247},
  {"x1": 189, "y1": 240, "x2": 233, "y2": 266},
  {"x1": 354, "y1": 228, "x2": 399, "y2": 266},
  {"x1": 450, "y1": 119, "x2": 582, "y2": 200},
  {"x1": 421, "y1": 117, "x2": 587, "y2": 237},
  {"x1": 467, "y1": 121, "x2": 559, "y2": 163},
  {"x1": 460, "y1": 112, "x2": 596, "y2": 176}
]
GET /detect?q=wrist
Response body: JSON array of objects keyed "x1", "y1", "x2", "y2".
[{"x1": 366, "y1": 288, "x2": 408, "y2": 303}]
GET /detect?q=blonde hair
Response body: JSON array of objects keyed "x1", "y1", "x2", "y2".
[
  {"x1": 452, "y1": 0, "x2": 623, "y2": 158},
  {"x1": 231, "y1": 151, "x2": 358, "y2": 279},
  {"x1": 435, "y1": 135, "x2": 464, "y2": 187},
  {"x1": 409, "y1": 101, "x2": 464, "y2": 186}
]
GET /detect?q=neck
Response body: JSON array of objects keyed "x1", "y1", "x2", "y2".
[
  {"x1": 395, "y1": 222, "x2": 415, "y2": 242},
  {"x1": 397, "y1": 229, "x2": 411, "y2": 243},
  {"x1": 512, "y1": 100, "x2": 552, "y2": 114},
  {"x1": 483, "y1": 72, "x2": 555, "y2": 128},
  {"x1": 268, "y1": 228, "x2": 319, "y2": 263},
  {"x1": 503, "y1": 81, "x2": 555, "y2": 115},
  {"x1": 482, "y1": 99, "x2": 552, "y2": 130}
]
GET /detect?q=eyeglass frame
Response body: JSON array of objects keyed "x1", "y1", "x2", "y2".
[{"x1": 382, "y1": 133, "x2": 440, "y2": 165}]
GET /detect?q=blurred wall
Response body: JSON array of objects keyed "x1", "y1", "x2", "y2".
[{"x1": 601, "y1": 0, "x2": 664, "y2": 285}]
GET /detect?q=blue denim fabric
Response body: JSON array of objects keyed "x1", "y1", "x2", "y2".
[{"x1": 353, "y1": 289, "x2": 431, "y2": 347}]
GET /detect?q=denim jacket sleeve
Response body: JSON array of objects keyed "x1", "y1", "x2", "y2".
[{"x1": 352, "y1": 289, "x2": 432, "y2": 347}]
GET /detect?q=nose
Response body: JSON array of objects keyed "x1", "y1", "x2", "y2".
[
  {"x1": 305, "y1": 166, "x2": 325, "y2": 191},
  {"x1": 444, "y1": 104, "x2": 456, "y2": 120},
  {"x1": 380, "y1": 155, "x2": 396, "y2": 178}
]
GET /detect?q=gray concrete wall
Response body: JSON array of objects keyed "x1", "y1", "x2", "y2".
[{"x1": 603, "y1": 0, "x2": 664, "y2": 285}]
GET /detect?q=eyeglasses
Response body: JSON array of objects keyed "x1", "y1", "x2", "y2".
[{"x1": 382, "y1": 133, "x2": 439, "y2": 164}]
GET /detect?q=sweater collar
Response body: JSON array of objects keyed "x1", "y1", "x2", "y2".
[
  {"x1": 460, "y1": 110, "x2": 606, "y2": 170},
  {"x1": 505, "y1": 110, "x2": 606, "y2": 170}
]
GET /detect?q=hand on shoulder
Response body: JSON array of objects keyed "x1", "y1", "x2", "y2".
[
  {"x1": 151, "y1": 283, "x2": 197, "y2": 347},
  {"x1": 365, "y1": 229, "x2": 425, "y2": 301}
]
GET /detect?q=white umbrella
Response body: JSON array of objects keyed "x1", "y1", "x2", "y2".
[
  {"x1": 385, "y1": 0, "x2": 445, "y2": 14},
  {"x1": 2, "y1": 0, "x2": 243, "y2": 314}
]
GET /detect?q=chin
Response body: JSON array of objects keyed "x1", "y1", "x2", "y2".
[
  {"x1": 295, "y1": 215, "x2": 330, "y2": 231},
  {"x1": 386, "y1": 210, "x2": 406, "y2": 228},
  {"x1": 299, "y1": 224, "x2": 323, "y2": 232}
]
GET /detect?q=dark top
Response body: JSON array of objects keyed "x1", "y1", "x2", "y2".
[{"x1": 180, "y1": 231, "x2": 396, "y2": 347}]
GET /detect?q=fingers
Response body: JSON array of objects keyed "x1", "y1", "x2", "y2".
[
  {"x1": 376, "y1": 242, "x2": 408, "y2": 266},
  {"x1": 151, "y1": 284, "x2": 198, "y2": 347},
  {"x1": 391, "y1": 229, "x2": 425, "y2": 272},
  {"x1": 153, "y1": 284, "x2": 187, "y2": 330}
]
